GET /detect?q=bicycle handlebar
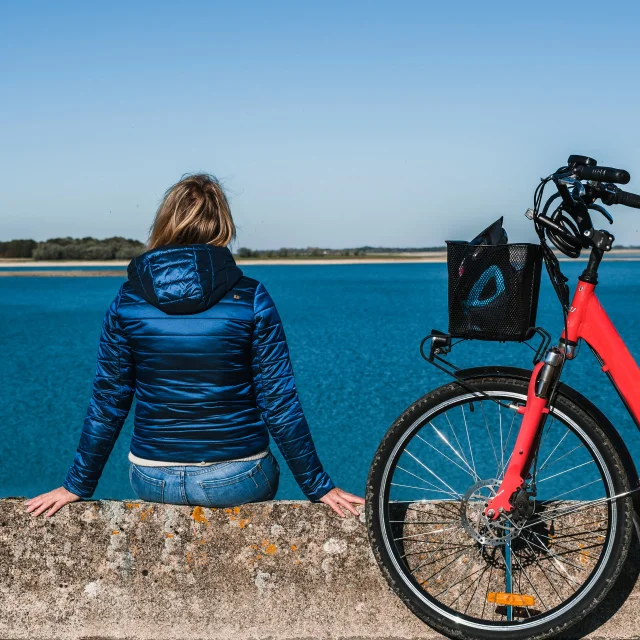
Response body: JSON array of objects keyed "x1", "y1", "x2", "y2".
[
  {"x1": 575, "y1": 165, "x2": 631, "y2": 184},
  {"x1": 613, "y1": 187, "x2": 640, "y2": 209},
  {"x1": 536, "y1": 157, "x2": 640, "y2": 258}
]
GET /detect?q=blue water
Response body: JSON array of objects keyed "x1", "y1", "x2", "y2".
[
  {"x1": 0, "y1": 265, "x2": 125, "y2": 271},
  {"x1": 2, "y1": 262, "x2": 640, "y2": 501}
]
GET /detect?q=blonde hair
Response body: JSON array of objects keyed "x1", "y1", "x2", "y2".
[{"x1": 148, "y1": 174, "x2": 236, "y2": 249}]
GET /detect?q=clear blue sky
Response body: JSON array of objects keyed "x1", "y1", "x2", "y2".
[{"x1": 2, "y1": 1, "x2": 640, "y2": 249}]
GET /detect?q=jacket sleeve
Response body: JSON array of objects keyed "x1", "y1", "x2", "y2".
[
  {"x1": 251, "y1": 282, "x2": 334, "y2": 501},
  {"x1": 63, "y1": 287, "x2": 135, "y2": 498}
]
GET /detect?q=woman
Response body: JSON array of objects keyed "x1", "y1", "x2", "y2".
[{"x1": 26, "y1": 174, "x2": 364, "y2": 518}]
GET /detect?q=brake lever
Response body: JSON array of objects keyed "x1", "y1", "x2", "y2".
[{"x1": 588, "y1": 203, "x2": 613, "y2": 224}]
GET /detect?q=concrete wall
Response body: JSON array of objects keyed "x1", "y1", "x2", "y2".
[{"x1": 0, "y1": 498, "x2": 638, "y2": 639}]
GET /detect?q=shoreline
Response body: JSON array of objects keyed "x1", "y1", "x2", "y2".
[
  {"x1": 0, "y1": 255, "x2": 448, "y2": 268},
  {"x1": 1, "y1": 249, "x2": 640, "y2": 275}
]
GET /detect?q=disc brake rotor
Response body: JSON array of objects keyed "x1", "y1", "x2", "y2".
[{"x1": 460, "y1": 479, "x2": 519, "y2": 547}]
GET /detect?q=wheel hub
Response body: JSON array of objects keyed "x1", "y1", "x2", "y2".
[{"x1": 460, "y1": 479, "x2": 520, "y2": 547}]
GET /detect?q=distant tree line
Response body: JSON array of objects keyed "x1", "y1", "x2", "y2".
[
  {"x1": 0, "y1": 239, "x2": 37, "y2": 258},
  {"x1": 0, "y1": 237, "x2": 145, "y2": 260},
  {"x1": 0, "y1": 239, "x2": 449, "y2": 261},
  {"x1": 235, "y1": 246, "x2": 447, "y2": 258}
]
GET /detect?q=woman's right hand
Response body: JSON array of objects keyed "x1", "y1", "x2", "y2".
[
  {"x1": 320, "y1": 487, "x2": 365, "y2": 517},
  {"x1": 25, "y1": 487, "x2": 81, "y2": 518}
]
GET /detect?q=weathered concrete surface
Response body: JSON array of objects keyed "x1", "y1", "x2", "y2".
[{"x1": 0, "y1": 498, "x2": 638, "y2": 639}]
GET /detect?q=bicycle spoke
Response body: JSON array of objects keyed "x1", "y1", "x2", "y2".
[
  {"x1": 444, "y1": 412, "x2": 474, "y2": 474},
  {"x1": 389, "y1": 520, "x2": 457, "y2": 524},
  {"x1": 537, "y1": 460, "x2": 595, "y2": 484},
  {"x1": 433, "y1": 562, "x2": 487, "y2": 601},
  {"x1": 423, "y1": 423, "x2": 480, "y2": 480},
  {"x1": 504, "y1": 511, "x2": 578, "y2": 605},
  {"x1": 511, "y1": 547, "x2": 548, "y2": 612},
  {"x1": 395, "y1": 464, "x2": 460, "y2": 495},
  {"x1": 415, "y1": 433, "x2": 479, "y2": 481},
  {"x1": 500, "y1": 410, "x2": 518, "y2": 478},
  {"x1": 537, "y1": 428, "x2": 570, "y2": 474},
  {"x1": 460, "y1": 405, "x2": 478, "y2": 480},
  {"x1": 537, "y1": 415, "x2": 555, "y2": 457},
  {"x1": 539, "y1": 442, "x2": 585, "y2": 474},
  {"x1": 481, "y1": 558, "x2": 494, "y2": 620},
  {"x1": 526, "y1": 533, "x2": 586, "y2": 578},
  {"x1": 410, "y1": 526, "x2": 468, "y2": 576},
  {"x1": 394, "y1": 524, "x2": 462, "y2": 541},
  {"x1": 390, "y1": 482, "x2": 459, "y2": 497},
  {"x1": 543, "y1": 478, "x2": 602, "y2": 502},
  {"x1": 403, "y1": 449, "x2": 462, "y2": 498},
  {"x1": 523, "y1": 537, "x2": 582, "y2": 590},
  {"x1": 464, "y1": 564, "x2": 489, "y2": 615},
  {"x1": 480, "y1": 402, "x2": 501, "y2": 476},
  {"x1": 521, "y1": 497, "x2": 609, "y2": 528},
  {"x1": 402, "y1": 543, "x2": 475, "y2": 559}
]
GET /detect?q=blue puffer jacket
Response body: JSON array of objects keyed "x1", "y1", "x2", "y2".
[{"x1": 63, "y1": 244, "x2": 334, "y2": 501}]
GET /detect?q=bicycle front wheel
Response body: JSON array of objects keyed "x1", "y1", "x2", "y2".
[{"x1": 366, "y1": 375, "x2": 633, "y2": 640}]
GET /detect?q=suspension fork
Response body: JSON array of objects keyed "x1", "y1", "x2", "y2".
[{"x1": 484, "y1": 349, "x2": 564, "y2": 520}]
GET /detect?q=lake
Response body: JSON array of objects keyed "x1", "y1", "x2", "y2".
[{"x1": 2, "y1": 262, "x2": 640, "y2": 501}]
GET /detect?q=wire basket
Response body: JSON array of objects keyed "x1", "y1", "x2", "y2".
[{"x1": 447, "y1": 241, "x2": 543, "y2": 342}]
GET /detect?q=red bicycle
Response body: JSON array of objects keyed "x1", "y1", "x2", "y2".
[{"x1": 367, "y1": 155, "x2": 640, "y2": 639}]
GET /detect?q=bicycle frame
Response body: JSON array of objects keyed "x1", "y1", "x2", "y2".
[{"x1": 485, "y1": 278, "x2": 640, "y2": 518}]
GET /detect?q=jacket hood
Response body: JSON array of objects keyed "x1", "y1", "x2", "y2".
[{"x1": 127, "y1": 245, "x2": 243, "y2": 314}]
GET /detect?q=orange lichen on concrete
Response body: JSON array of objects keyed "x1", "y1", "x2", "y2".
[
  {"x1": 124, "y1": 503, "x2": 141, "y2": 510},
  {"x1": 262, "y1": 541, "x2": 277, "y2": 555},
  {"x1": 166, "y1": 533, "x2": 174, "y2": 539},
  {"x1": 185, "y1": 552, "x2": 193, "y2": 565},
  {"x1": 290, "y1": 545, "x2": 297, "y2": 552},
  {"x1": 139, "y1": 507, "x2": 153, "y2": 522},
  {"x1": 223, "y1": 505, "x2": 245, "y2": 525},
  {"x1": 191, "y1": 506, "x2": 209, "y2": 525},
  {"x1": 111, "y1": 531, "x2": 119, "y2": 535}
]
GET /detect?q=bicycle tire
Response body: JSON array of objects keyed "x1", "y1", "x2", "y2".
[{"x1": 366, "y1": 375, "x2": 633, "y2": 640}]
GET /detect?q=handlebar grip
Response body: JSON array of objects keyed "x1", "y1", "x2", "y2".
[
  {"x1": 576, "y1": 165, "x2": 631, "y2": 184},
  {"x1": 615, "y1": 188, "x2": 640, "y2": 209}
]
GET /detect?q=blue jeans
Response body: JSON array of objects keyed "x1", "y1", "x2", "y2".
[{"x1": 129, "y1": 451, "x2": 280, "y2": 508}]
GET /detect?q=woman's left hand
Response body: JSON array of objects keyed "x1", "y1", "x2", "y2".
[
  {"x1": 25, "y1": 487, "x2": 81, "y2": 518},
  {"x1": 320, "y1": 487, "x2": 365, "y2": 517}
]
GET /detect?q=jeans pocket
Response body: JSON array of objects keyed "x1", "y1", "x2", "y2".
[
  {"x1": 198, "y1": 464, "x2": 269, "y2": 508},
  {"x1": 130, "y1": 465, "x2": 165, "y2": 503},
  {"x1": 258, "y1": 455, "x2": 280, "y2": 499}
]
